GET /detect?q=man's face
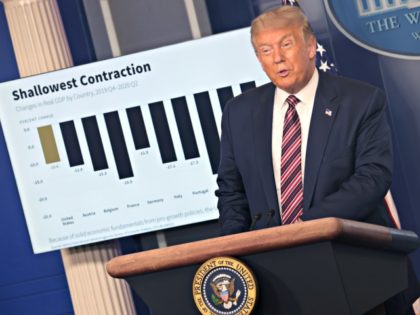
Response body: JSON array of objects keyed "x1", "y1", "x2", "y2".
[{"x1": 253, "y1": 25, "x2": 316, "y2": 94}]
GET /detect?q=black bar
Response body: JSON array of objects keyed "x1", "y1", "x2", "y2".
[
  {"x1": 240, "y1": 81, "x2": 256, "y2": 93},
  {"x1": 126, "y1": 106, "x2": 150, "y2": 150},
  {"x1": 148, "y1": 101, "x2": 177, "y2": 163},
  {"x1": 59, "y1": 121, "x2": 84, "y2": 167},
  {"x1": 171, "y1": 97, "x2": 200, "y2": 160},
  {"x1": 104, "y1": 111, "x2": 134, "y2": 179},
  {"x1": 216, "y1": 86, "x2": 234, "y2": 111},
  {"x1": 81, "y1": 116, "x2": 108, "y2": 171},
  {"x1": 194, "y1": 92, "x2": 220, "y2": 174}
]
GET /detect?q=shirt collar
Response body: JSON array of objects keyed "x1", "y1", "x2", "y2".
[{"x1": 275, "y1": 69, "x2": 319, "y2": 108}]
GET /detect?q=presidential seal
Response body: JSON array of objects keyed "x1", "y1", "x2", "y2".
[{"x1": 192, "y1": 257, "x2": 257, "y2": 315}]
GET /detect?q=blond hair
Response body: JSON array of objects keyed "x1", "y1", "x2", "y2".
[{"x1": 251, "y1": 6, "x2": 315, "y2": 46}]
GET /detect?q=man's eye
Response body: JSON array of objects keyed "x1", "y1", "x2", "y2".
[
  {"x1": 260, "y1": 48, "x2": 272, "y2": 55},
  {"x1": 282, "y1": 41, "x2": 292, "y2": 48}
]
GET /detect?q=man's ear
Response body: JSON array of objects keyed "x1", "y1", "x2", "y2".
[{"x1": 308, "y1": 36, "x2": 317, "y2": 60}]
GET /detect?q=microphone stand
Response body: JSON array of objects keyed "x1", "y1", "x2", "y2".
[
  {"x1": 249, "y1": 213, "x2": 262, "y2": 231},
  {"x1": 266, "y1": 209, "x2": 275, "y2": 228}
]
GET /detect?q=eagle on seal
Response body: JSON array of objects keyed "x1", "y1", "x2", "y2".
[{"x1": 210, "y1": 274, "x2": 241, "y2": 310}]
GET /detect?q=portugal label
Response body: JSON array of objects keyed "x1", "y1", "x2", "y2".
[{"x1": 193, "y1": 257, "x2": 257, "y2": 315}]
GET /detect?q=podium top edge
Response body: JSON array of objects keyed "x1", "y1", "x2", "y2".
[{"x1": 106, "y1": 217, "x2": 419, "y2": 278}]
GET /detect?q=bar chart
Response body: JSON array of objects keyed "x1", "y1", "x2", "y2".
[
  {"x1": 0, "y1": 27, "x2": 269, "y2": 253},
  {"x1": 36, "y1": 81, "x2": 258, "y2": 180}
]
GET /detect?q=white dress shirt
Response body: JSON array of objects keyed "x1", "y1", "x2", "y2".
[{"x1": 272, "y1": 69, "x2": 319, "y2": 212}]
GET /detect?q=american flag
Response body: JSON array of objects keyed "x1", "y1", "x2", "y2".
[
  {"x1": 281, "y1": 0, "x2": 401, "y2": 228},
  {"x1": 282, "y1": 0, "x2": 338, "y2": 74}
]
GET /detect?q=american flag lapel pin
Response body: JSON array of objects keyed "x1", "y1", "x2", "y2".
[{"x1": 325, "y1": 108, "x2": 332, "y2": 117}]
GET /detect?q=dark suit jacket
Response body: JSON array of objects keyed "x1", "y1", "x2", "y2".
[{"x1": 216, "y1": 72, "x2": 394, "y2": 235}]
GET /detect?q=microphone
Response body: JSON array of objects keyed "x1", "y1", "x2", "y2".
[
  {"x1": 249, "y1": 213, "x2": 262, "y2": 231},
  {"x1": 266, "y1": 209, "x2": 275, "y2": 228}
]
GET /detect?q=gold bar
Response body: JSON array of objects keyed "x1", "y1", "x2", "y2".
[{"x1": 37, "y1": 125, "x2": 60, "y2": 164}]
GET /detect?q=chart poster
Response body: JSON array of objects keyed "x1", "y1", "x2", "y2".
[{"x1": 0, "y1": 28, "x2": 268, "y2": 253}]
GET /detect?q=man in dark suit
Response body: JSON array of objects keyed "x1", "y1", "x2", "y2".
[
  {"x1": 216, "y1": 6, "x2": 418, "y2": 314},
  {"x1": 216, "y1": 5, "x2": 393, "y2": 234}
]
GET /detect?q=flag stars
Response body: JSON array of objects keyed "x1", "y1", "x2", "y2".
[
  {"x1": 319, "y1": 60, "x2": 331, "y2": 72},
  {"x1": 316, "y1": 43, "x2": 326, "y2": 57}
]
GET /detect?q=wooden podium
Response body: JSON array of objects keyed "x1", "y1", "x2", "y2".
[{"x1": 106, "y1": 218, "x2": 419, "y2": 315}]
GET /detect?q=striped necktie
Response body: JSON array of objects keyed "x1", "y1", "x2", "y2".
[{"x1": 281, "y1": 95, "x2": 303, "y2": 224}]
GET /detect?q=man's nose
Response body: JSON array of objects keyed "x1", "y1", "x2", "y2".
[{"x1": 273, "y1": 46, "x2": 284, "y2": 63}]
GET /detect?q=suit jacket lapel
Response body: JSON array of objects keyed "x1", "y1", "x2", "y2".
[
  {"x1": 304, "y1": 73, "x2": 339, "y2": 211},
  {"x1": 253, "y1": 83, "x2": 281, "y2": 223}
]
